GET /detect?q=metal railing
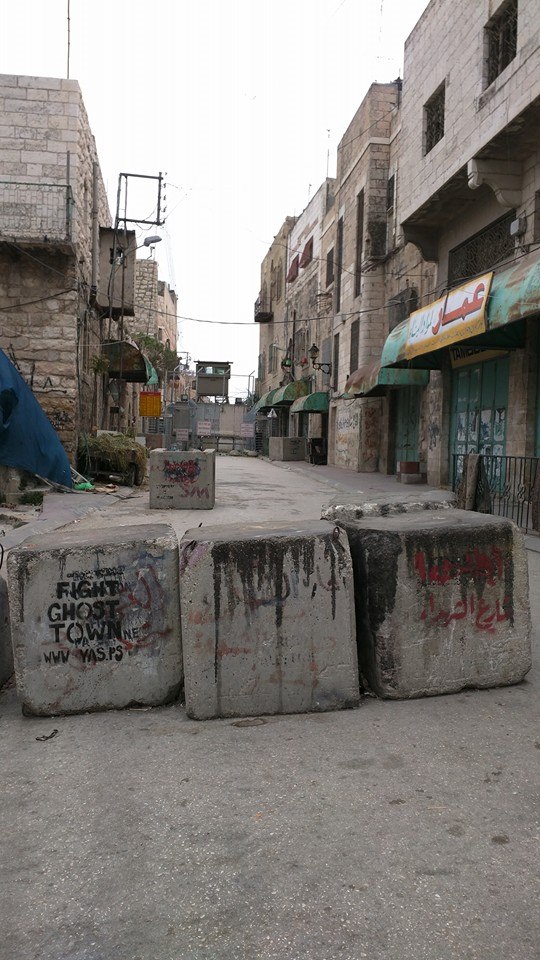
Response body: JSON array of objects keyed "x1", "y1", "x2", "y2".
[
  {"x1": 452, "y1": 453, "x2": 540, "y2": 533},
  {"x1": 0, "y1": 181, "x2": 73, "y2": 241}
]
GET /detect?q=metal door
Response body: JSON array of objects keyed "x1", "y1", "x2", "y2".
[{"x1": 394, "y1": 387, "x2": 421, "y2": 463}]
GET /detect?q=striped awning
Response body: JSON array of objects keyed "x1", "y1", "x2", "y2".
[
  {"x1": 270, "y1": 380, "x2": 309, "y2": 406},
  {"x1": 290, "y1": 391, "x2": 330, "y2": 414},
  {"x1": 251, "y1": 388, "x2": 280, "y2": 414},
  {"x1": 345, "y1": 361, "x2": 429, "y2": 397}
]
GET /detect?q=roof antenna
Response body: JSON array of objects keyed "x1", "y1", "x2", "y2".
[{"x1": 66, "y1": 0, "x2": 71, "y2": 79}]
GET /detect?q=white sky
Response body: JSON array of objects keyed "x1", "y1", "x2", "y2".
[{"x1": 0, "y1": 0, "x2": 431, "y2": 398}]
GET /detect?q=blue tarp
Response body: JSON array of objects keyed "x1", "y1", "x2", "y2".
[{"x1": 0, "y1": 348, "x2": 72, "y2": 488}]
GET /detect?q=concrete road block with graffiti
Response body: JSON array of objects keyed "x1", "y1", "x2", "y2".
[
  {"x1": 179, "y1": 520, "x2": 359, "y2": 720},
  {"x1": 0, "y1": 575, "x2": 13, "y2": 687},
  {"x1": 340, "y1": 511, "x2": 531, "y2": 698},
  {"x1": 7, "y1": 523, "x2": 182, "y2": 716},
  {"x1": 149, "y1": 449, "x2": 216, "y2": 510}
]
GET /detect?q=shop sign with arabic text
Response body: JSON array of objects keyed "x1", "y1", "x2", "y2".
[{"x1": 405, "y1": 273, "x2": 493, "y2": 359}]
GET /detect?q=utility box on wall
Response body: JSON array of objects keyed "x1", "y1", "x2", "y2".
[{"x1": 96, "y1": 227, "x2": 136, "y2": 316}]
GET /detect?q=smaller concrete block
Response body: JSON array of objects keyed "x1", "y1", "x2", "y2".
[
  {"x1": 268, "y1": 437, "x2": 306, "y2": 461},
  {"x1": 179, "y1": 520, "x2": 359, "y2": 719},
  {"x1": 322, "y1": 498, "x2": 455, "y2": 523},
  {"x1": 398, "y1": 474, "x2": 427, "y2": 484},
  {"x1": 340, "y1": 511, "x2": 531, "y2": 699},
  {"x1": 149, "y1": 449, "x2": 215, "y2": 510},
  {"x1": 7, "y1": 523, "x2": 182, "y2": 716},
  {"x1": 0, "y1": 575, "x2": 13, "y2": 687}
]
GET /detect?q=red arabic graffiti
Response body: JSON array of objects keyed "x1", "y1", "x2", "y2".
[
  {"x1": 413, "y1": 546, "x2": 504, "y2": 587},
  {"x1": 431, "y1": 282, "x2": 486, "y2": 336},
  {"x1": 420, "y1": 592, "x2": 512, "y2": 633}
]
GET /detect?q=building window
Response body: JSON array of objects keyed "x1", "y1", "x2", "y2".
[
  {"x1": 276, "y1": 260, "x2": 283, "y2": 300},
  {"x1": 268, "y1": 344, "x2": 278, "y2": 373},
  {"x1": 354, "y1": 191, "x2": 364, "y2": 298},
  {"x1": 258, "y1": 352, "x2": 266, "y2": 381},
  {"x1": 332, "y1": 332, "x2": 340, "y2": 392},
  {"x1": 335, "y1": 218, "x2": 343, "y2": 312},
  {"x1": 286, "y1": 254, "x2": 300, "y2": 283},
  {"x1": 424, "y1": 83, "x2": 445, "y2": 155},
  {"x1": 448, "y1": 211, "x2": 515, "y2": 285},
  {"x1": 386, "y1": 174, "x2": 396, "y2": 252},
  {"x1": 486, "y1": 0, "x2": 518, "y2": 87},
  {"x1": 388, "y1": 287, "x2": 419, "y2": 331},
  {"x1": 299, "y1": 237, "x2": 314, "y2": 268},
  {"x1": 349, "y1": 319, "x2": 359, "y2": 374},
  {"x1": 326, "y1": 248, "x2": 334, "y2": 287}
]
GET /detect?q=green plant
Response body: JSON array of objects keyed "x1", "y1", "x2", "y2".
[{"x1": 20, "y1": 492, "x2": 44, "y2": 506}]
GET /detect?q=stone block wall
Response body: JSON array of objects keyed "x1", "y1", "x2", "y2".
[{"x1": 0, "y1": 74, "x2": 113, "y2": 460}]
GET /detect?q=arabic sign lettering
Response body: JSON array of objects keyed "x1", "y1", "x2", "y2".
[{"x1": 406, "y1": 273, "x2": 493, "y2": 359}]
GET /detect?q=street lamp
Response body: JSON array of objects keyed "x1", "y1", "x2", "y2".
[{"x1": 309, "y1": 343, "x2": 332, "y2": 375}]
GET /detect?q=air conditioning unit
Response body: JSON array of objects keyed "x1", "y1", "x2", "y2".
[{"x1": 510, "y1": 216, "x2": 526, "y2": 237}]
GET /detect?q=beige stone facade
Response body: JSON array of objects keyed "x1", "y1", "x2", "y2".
[
  {"x1": 0, "y1": 74, "x2": 112, "y2": 462},
  {"x1": 255, "y1": 0, "x2": 540, "y2": 497},
  {"x1": 398, "y1": 0, "x2": 540, "y2": 487}
]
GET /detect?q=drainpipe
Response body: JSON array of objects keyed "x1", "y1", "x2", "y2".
[{"x1": 90, "y1": 162, "x2": 99, "y2": 302}]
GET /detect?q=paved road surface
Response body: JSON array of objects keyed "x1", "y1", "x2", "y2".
[{"x1": 1, "y1": 456, "x2": 538, "y2": 960}]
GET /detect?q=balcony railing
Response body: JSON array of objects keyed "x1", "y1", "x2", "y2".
[
  {"x1": 452, "y1": 453, "x2": 540, "y2": 533},
  {"x1": 0, "y1": 181, "x2": 73, "y2": 243},
  {"x1": 254, "y1": 296, "x2": 273, "y2": 323}
]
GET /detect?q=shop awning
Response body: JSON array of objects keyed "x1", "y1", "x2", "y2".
[
  {"x1": 101, "y1": 340, "x2": 157, "y2": 384},
  {"x1": 252, "y1": 388, "x2": 280, "y2": 414},
  {"x1": 270, "y1": 380, "x2": 309, "y2": 406},
  {"x1": 380, "y1": 253, "x2": 539, "y2": 369},
  {"x1": 345, "y1": 361, "x2": 429, "y2": 397},
  {"x1": 290, "y1": 391, "x2": 330, "y2": 414}
]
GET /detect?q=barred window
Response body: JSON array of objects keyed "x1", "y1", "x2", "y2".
[
  {"x1": 447, "y1": 211, "x2": 515, "y2": 285},
  {"x1": 486, "y1": 0, "x2": 518, "y2": 87},
  {"x1": 349, "y1": 319, "x2": 359, "y2": 374},
  {"x1": 424, "y1": 83, "x2": 445, "y2": 155},
  {"x1": 354, "y1": 191, "x2": 364, "y2": 298},
  {"x1": 332, "y1": 332, "x2": 340, "y2": 392},
  {"x1": 326, "y1": 248, "x2": 334, "y2": 287},
  {"x1": 335, "y1": 218, "x2": 343, "y2": 312}
]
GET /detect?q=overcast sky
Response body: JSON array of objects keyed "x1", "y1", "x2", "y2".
[{"x1": 1, "y1": 0, "x2": 431, "y2": 398}]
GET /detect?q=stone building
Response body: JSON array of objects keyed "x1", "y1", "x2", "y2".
[
  {"x1": 253, "y1": 184, "x2": 336, "y2": 457},
  {"x1": 0, "y1": 74, "x2": 113, "y2": 462},
  {"x1": 254, "y1": 0, "x2": 540, "y2": 499},
  {"x1": 385, "y1": 0, "x2": 540, "y2": 488}
]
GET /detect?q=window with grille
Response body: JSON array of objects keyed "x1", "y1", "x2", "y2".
[
  {"x1": 486, "y1": 0, "x2": 518, "y2": 87},
  {"x1": 258, "y1": 352, "x2": 266, "y2": 381},
  {"x1": 349, "y1": 319, "x2": 359, "y2": 374},
  {"x1": 335, "y1": 219, "x2": 343, "y2": 312},
  {"x1": 326, "y1": 248, "x2": 334, "y2": 287},
  {"x1": 332, "y1": 332, "x2": 340, "y2": 392},
  {"x1": 448, "y1": 211, "x2": 515, "y2": 285},
  {"x1": 268, "y1": 344, "x2": 278, "y2": 373},
  {"x1": 388, "y1": 287, "x2": 418, "y2": 331},
  {"x1": 354, "y1": 191, "x2": 364, "y2": 298},
  {"x1": 276, "y1": 261, "x2": 283, "y2": 300},
  {"x1": 424, "y1": 83, "x2": 445, "y2": 155}
]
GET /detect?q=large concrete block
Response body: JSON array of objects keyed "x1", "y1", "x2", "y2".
[
  {"x1": 7, "y1": 524, "x2": 182, "y2": 716},
  {"x1": 0, "y1": 575, "x2": 13, "y2": 687},
  {"x1": 149, "y1": 449, "x2": 215, "y2": 509},
  {"x1": 340, "y1": 511, "x2": 531, "y2": 698},
  {"x1": 179, "y1": 520, "x2": 359, "y2": 719}
]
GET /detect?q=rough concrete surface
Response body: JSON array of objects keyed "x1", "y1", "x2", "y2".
[
  {"x1": 179, "y1": 520, "x2": 359, "y2": 719},
  {"x1": 0, "y1": 574, "x2": 13, "y2": 685},
  {"x1": 341, "y1": 511, "x2": 532, "y2": 698},
  {"x1": 0, "y1": 457, "x2": 538, "y2": 960},
  {"x1": 149, "y1": 449, "x2": 216, "y2": 510},
  {"x1": 7, "y1": 523, "x2": 182, "y2": 716}
]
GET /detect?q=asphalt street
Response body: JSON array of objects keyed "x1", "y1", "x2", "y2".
[{"x1": 1, "y1": 455, "x2": 538, "y2": 960}]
